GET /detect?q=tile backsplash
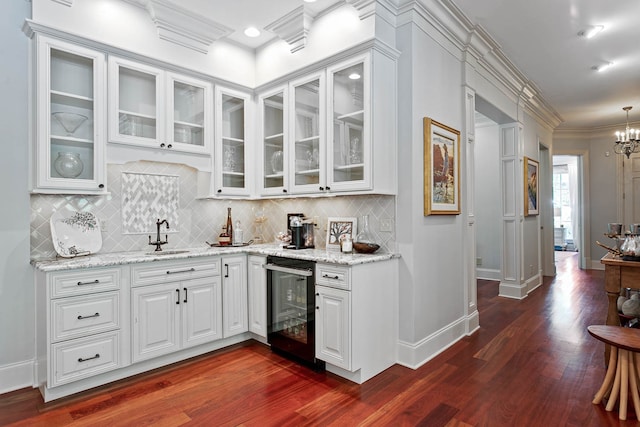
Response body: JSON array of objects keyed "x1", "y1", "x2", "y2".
[{"x1": 31, "y1": 161, "x2": 396, "y2": 259}]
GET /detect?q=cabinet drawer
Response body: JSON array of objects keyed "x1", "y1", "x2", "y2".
[
  {"x1": 132, "y1": 257, "x2": 220, "y2": 287},
  {"x1": 50, "y1": 330, "x2": 120, "y2": 387},
  {"x1": 316, "y1": 263, "x2": 351, "y2": 290},
  {"x1": 51, "y1": 268, "x2": 121, "y2": 298},
  {"x1": 51, "y1": 292, "x2": 119, "y2": 342}
]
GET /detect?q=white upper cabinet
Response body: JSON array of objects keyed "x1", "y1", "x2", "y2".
[
  {"x1": 258, "y1": 86, "x2": 289, "y2": 196},
  {"x1": 108, "y1": 56, "x2": 164, "y2": 148},
  {"x1": 166, "y1": 73, "x2": 213, "y2": 154},
  {"x1": 289, "y1": 71, "x2": 326, "y2": 194},
  {"x1": 327, "y1": 54, "x2": 370, "y2": 192},
  {"x1": 213, "y1": 86, "x2": 252, "y2": 196},
  {"x1": 34, "y1": 36, "x2": 107, "y2": 194},
  {"x1": 108, "y1": 57, "x2": 212, "y2": 155}
]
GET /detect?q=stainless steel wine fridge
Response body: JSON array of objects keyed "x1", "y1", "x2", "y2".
[{"x1": 265, "y1": 256, "x2": 325, "y2": 370}]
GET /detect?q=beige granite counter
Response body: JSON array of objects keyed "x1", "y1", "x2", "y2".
[{"x1": 31, "y1": 244, "x2": 399, "y2": 272}]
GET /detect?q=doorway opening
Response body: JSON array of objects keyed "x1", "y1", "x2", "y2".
[{"x1": 552, "y1": 155, "x2": 580, "y2": 254}]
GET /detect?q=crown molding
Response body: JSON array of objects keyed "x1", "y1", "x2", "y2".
[
  {"x1": 265, "y1": 5, "x2": 315, "y2": 53},
  {"x1": 122, "y1": 0, "x2": 233, "y2": 54}
]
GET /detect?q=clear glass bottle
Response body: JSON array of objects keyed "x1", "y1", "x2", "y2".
[{"x1": 356, "y1": 214, "x2": 374, "y2": 243}]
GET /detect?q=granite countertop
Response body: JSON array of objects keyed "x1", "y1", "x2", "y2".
[{"x1": 31, "y1": 244, "x2": 399, "y2": 272}]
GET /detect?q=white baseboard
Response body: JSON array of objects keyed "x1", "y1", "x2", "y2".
[
  {"x1": 0, "y1": 359, "x2": 35, "y2": 395},
  {"x1": 396, "y1": 313, "x2": 477, "y2": 370},
  {"x1": 476, "y1": 268, "x2": 500, "y2": 281}
]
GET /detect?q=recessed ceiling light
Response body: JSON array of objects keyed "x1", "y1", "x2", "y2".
[
  {"x1": 244, "y1": 27, "x2": 260, "y2": 38},
  {"x1": 592, "y1": 62, "x2": 613, "y2": 72},
  {"x1": 348, "y1": 73, "x2": 361, "y2": 80},
  {"x1": 578, "y1": 25, "x2": 604, "y2": 39},
  {"x1": 303, "y1": 0, "x2": 317, "y2": 3}
]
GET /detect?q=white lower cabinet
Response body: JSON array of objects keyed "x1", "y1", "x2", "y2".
[
  {"x1": 247, "y1": 255, "x2": 267, "y2": 338},
  {"x1": 316, "y1": 285, "x2": 351, "y2": 370},
  {"x1": 315, "y1": 259, "x2": 398, "y2": 384},
  {"x1": 131, "y1": 261, "x2": 222, "y2": 363},
  {"x1": 35, "y1": 266, "x2": 127, "y2": 395},
  {"x1": 222, "y1": 255, "x2": 248, "y2": 337}
]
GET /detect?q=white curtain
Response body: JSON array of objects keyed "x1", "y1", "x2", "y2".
[{"x1": 567, "y1": 161, "x2": 580, "y2": 252}]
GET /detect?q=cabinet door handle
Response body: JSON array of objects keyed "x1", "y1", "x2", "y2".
[
  {"x1": 167, "y1": 144, "x2": 172, "y2": 149},
  {"x1": 315, "y1": 293, "x2": 319, "y2": 296},
  {"x1": 322, "y1": 274, "x2": 340, "y2": 280},
  {"x1": 98, "y1": 184, "x2": 105, "y2": 189},
  {"x1": 183, "y1": 287, "x2": 188, "y2": 303},
  {"x1": 319, "y1": 186, "x2": 324, "y2": 191},
  {"x1": 160, "y1": 143, "x2": 166, "y2": 148},
  {"x1": 326, "y1": 186, "x2": 331, "y2": 191},
  {"x1": 224, "y1": 264, "x2": 229, "y2": 278},
  {"x1": 77, "y1": 312, "x2": 100, "y2": 320},
  {"x1": 166, "y1": 268, "x2": 195, "y2": 275},
  {"x1": 78, "y1": 353, "x2": 100, "y2": 363},
  {"x1": 283, "y1": 189, "x2": 288, "y2": 193},
  {"x1": 217, "y1": 189, "x2": 222, "y2": 193},
  {"x1": 176, "y1": 288, "x2": 180, "y2": 305},
  {"x1": 77, "y1": 279, "x2": 99, "y2": 286}
]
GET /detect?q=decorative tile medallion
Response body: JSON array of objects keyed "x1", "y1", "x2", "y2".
[{"x1": 121, "y1": 172, "x2": 179, "y2": 234}]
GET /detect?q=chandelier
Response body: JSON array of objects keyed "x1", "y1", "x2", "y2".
[{"x1": 614, "y1": 106, "x2": 640, "y2": 158}]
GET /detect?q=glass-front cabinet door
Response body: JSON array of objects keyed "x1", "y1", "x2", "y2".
[
  {"x1": 214, "y1": 86, "x2": 251, "y2": 196},
  {"x1": 35, "y1": 36, "x2": 106, "y2": 193},
  {"x1": 289, "y1": 71, "x2": 325, "y2": 194},
  {"x1": 327, "y1": 54, "x2": 371, "y2": 192},
  {"x1": 259, "y1": 86, "x2": 288, "y2": 195},
  {"x1": 166, "y1": 73, "x2": 212, "y2": 154},
  {"x1": 108, "y1": 56, "x2": 164, "y2": 148}
]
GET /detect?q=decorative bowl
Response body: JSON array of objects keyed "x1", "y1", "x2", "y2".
[
  {"x1": 52, "y1": 112, "x2": 88, "y2": 136},
  {"x1": 353, "y1": 242, "x2": 380, "y2": 254}
]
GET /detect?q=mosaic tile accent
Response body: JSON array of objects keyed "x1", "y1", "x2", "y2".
[
  {"x1": 121, "y1": 172, "x2": 179, "y2": 234},
  {"x1": 30, "y1": 161, "x2": 396, "y2": 259}
]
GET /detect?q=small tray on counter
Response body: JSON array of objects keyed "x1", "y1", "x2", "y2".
[{"x1": 205, "y1": 240, "x2": 253, "y2": 248}]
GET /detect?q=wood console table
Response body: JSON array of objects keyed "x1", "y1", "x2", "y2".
[
  {"x1": 601, "y1": 253, "x2": 640, "y2": 326},
  {"x1": 600, "y1": 253, "x2": 640, "y2": 362}
]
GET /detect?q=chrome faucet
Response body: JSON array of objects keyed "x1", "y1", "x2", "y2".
[{"x1": 149, "y1": 219, "x2": 169, "y2": 251}]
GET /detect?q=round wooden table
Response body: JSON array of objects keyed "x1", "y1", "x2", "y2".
[{"x1": 588, "y1": 325, "x2": 640, "y2": 420}]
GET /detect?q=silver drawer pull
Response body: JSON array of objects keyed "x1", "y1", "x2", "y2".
[
  {"x1": 166, "y1": 267, "x2": 196, "y2": 275},
  {"x1": 322, "y1": 274, "x2": 340, "y2": 280},
  {"x1": 77, "y1": 279, "x2": 100, "y2": 286},
  {"x1": 77, "y1": 312, "x2": 100, "y2": 320},
  {"x1": 265, "y1": 263, "x2": 313, "y2": 277},
  {"x1": 78, "y1": 353, "x2": 100, "y2": 363}
]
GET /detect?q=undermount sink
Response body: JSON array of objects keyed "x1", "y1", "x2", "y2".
[{"x1": 144, "y1": 250, "x2": 190, "y2": 256}]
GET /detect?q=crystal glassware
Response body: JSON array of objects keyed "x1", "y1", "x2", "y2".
[
  {"x1": 53, "y1": 152, "x2": 84, "y2": 178},
  {"x1": 52, "y1": 112, "x2": 88, "y2": 136}
]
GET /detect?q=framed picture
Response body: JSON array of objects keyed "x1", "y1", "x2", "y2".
[
  {"x1": 423, "y1": 117, "x2": 461, "y2": 215},
  {"x1": 326, "y1": 217, "x2": 357, "y2": 251},
  {"x1": 524, "y1": 157, "x2": 539, "y2": 216}
]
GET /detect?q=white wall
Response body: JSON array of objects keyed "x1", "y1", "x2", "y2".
[
  {"x1": 395, "y1": 22, "x2": 466, "y2": 365},
  {"x1": 0, "y1": 1, "x2": 34, "y2": 393},
  {"x1": 32, "y1": 0, "x2": 256, "y2": 87},
  {"x1": 475, "y1": 122, "x2": 501, "y2": 277}
]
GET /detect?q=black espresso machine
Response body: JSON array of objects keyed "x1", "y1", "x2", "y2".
[{"x1": 287, "y1": 213, "x2": 314, "y2": 249}]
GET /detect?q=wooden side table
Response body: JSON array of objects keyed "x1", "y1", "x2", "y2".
[{"x1": 588, "y1": 325, "x2": 640, "y2": 420}]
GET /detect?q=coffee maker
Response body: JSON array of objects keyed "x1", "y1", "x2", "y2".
[{"x1": 287, "y1": 214, "x2": 314, "y2": 249}]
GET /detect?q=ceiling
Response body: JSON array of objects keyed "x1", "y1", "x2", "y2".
[{"x1": 176, "y1": 0, "x2": 640, "y2": 131}]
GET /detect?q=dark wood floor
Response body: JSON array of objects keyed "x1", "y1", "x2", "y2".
[{"x1": 1, "y1": 252, "x2": 634, "y2": 426}]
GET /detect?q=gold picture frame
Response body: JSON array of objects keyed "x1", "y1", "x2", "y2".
[
  {"x1": 424, "y1": 117, "x2": 461, "y2": 215},
  {"x1": 524, "y1": 156, "x2": 539, "y2": 216}
]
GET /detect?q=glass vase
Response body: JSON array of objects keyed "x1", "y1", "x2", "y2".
[
  {"x1": 356, "y1": 214, "x2": 374, "y2": 243},
  {"x1": 54, "y1": 152, "x2": 84, "y2": 178}
]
